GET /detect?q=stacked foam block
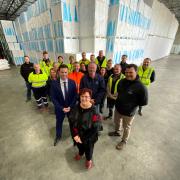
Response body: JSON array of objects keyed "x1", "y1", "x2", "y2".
[{"x1": 1, "y1": 0, "x2": 178, "y2": 65}]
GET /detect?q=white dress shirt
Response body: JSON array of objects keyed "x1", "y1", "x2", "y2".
[{"x1": 60, "y1": 78, "x2": 68, "y2": 99}]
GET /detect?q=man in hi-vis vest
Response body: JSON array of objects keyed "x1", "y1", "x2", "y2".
[
  {"x1": 106, "y1": 64, "x2": 125, "y2": 122},
  {"x1": 138, "y1": 58, "x2": 155, "y2": 116}
]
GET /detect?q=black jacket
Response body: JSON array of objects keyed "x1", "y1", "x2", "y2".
[
  {"x1": 120, "y1": 61, "x2": 128, "y2": 75},
  {"x1": 80, "y1": 74, "x2": 106, "y2": 105},
  {"x1": 20, "y1": 63, "x2": 34, "y2": 82},
  {"x1": 115, "y1": 76, "x2": 148, "y2": 116},
  {"x1": 69, "y1": 104, "x2": 101, "y2": 144}
]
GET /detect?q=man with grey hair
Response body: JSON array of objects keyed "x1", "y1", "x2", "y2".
[{"x1": 80, "y1": 62, "x2": 106, "y2": 114}]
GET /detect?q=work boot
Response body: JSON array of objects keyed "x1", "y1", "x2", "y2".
[
  {"x1": 108, "y1": 131, "x2": 121, "y2": 136},
  {"x1": 116, "y1": 141, "x2": 126, "y2": 150}
]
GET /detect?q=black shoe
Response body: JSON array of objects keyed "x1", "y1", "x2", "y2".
[
  {"x1": 138, "y1": 110, "x2": 142, "y2": 116},
  {"x1": 100, "y1": 108, "x2": 103, "y2": 114},
  {"x1": 54, "y1": 137, "x2": 61, "y2": 146},
  {"x1": 26, "y1": 98, "x2": 31, "y2": 102}
]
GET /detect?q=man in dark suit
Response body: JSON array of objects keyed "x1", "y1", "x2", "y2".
[{"x1": 50, "y1": 64, "x2": 77, "y2": 146}]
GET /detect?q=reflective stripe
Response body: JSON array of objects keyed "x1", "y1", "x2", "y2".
[
  {"x1": 32, "y1": 85, "x2": 46, "y2": 88},
  {"x1": 138, "y1": 66, "x2": 154, "y2": 87},
  {"x1": 108, "y1": 74, "x2": 125, "y2": 94},
  {"x1": 36, "y1": 98, "x2": 42, "y2": 102},
  {"x1": 32, "y1": 80, "x2": 47, "y2": 84}
]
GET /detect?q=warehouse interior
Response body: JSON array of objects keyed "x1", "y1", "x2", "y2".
[{"x1": 0, "y1": 0, "x2": 180, "y2": 179}]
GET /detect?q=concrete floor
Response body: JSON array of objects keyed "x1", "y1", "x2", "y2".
[{"x1": 0, "y1": 55, "x2": 180, "y2": 180}]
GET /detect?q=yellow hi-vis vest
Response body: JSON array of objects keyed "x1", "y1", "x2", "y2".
[
  {"x1": 79, "y1": 59, "x2": 90, "y2": 66},
  {"x1": 39, "y1": 59, "x2": 53, "y2": 76},
  {"x1": 28, "y1": 72, "x2": 48, "y2": 88},
  {"x1": 138, "y1": 66, "x2": 154, "y2": 87},
  {"x1": 95, "y1": 57, "x2": 107, "y2": 68},
  {"x1": 108, "y1": 73, "x2": 125, "y2": 94},
  {"x1": 67, "y1": 63, "x2": 74, "y2": 73}
]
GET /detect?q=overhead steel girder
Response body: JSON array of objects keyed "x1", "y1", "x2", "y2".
[
  {"x1": 158, "y1": 0, "x2": 180, "y2": 22},
  {"x1": 0, "y1": 0, "x2": 36, "y2": 21}
]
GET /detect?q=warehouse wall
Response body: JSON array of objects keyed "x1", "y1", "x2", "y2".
[
  {"x1": 0, "y1": 20, "x2": 24, "y2": 65},
  {"x1": 171, "y1": 26, "x2": 180, "y2": 54},
  {"x1": 1, "y1": 0, "x2": 179, "y2": 65}
]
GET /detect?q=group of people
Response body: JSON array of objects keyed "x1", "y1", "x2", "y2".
[{"x1": 20, "y1": 50, "x2": 155, "y2": 169}]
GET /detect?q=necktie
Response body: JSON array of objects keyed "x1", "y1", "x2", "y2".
[{"x1": 63, "y1": 81, "x2": 68, "y2": 105}]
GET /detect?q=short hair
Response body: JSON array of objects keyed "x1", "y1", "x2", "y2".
[
  {"x1": 69, "y1": 55, "x2": 74, "y2": 60},
  {"x1": 82, "y1": 52, "x2": 86, "y2": 55},
  {"x1": 144, "y1": 58, "x2": 151, "y2": 62},
  {"x1": 107, "y1": 59, "x2": 112, "y2": 62},
  {"x1": 24, "y1": 55, "x2": 29, "y2": 58},
  {"x1": 53, "y1": 62, "x2": 59, "y2": 66},
  {"x1": 59, "y1": 64, "x2": 68, "y2": 70},
  {"x1": 33, "y1": 63, "x2": 39, "y2": 68},
  {"x1": 114, "y1": 64, "x2": 121, "y2": 68},
  {"x1": 122, "y1": 54, "x2": 127, "y2": 58},
  {"x1": 43, "y1": 51, "x2": 48, "y2": 55},
  {"x1": 88, "y1": 62, "x2": 97, "y2": 67},
  {"x1": 74, "y1": 61, "x2": 80, "y2": 65},
  {"x1": 58, "y1": 55, "x2": 63, "y2": 59},
  {"x1": 126, "y1": 64, "x2": 138, "y2": 72},
  {"x1": 50, "y1": 67, "x2": 56, "y2": 72},
  {"x1": 79, "y1": 88, "x2": 92, "y2": 98}
]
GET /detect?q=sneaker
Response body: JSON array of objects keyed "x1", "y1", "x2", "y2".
[
  {"x1": 108, "y1": 131, "x2": 121, "y2": 136},
  {"x1": 116, "y1": 141, "x2": 126, "y2": 150},
  {"x1": 85, "y1": 160, "x2": 93, "y2": 169},
  {"x1": 74, "y1": 154, "x2": 82, "y2": 161}
]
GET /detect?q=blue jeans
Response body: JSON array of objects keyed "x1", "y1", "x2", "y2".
[{"x1": 25, "y1": 82, "x2": 32, "y2": 99}]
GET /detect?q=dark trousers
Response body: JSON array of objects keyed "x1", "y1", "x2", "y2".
[
  {"x1": 138, "y1": 106, "x2": 142, "y2": 112},
  {"x1": 77, "y1": 142, "x2": 94, "y2": 161},
  {"x1": 25, "y1": 82, "x2": 32, "y2": 99},
  {"x1": 100, "y1": 94, "x2": 106, "y2": 111},
  {"x1": 55, "y1": 110, "x2": 65, "y2": 138},
  {"x1": 32, "y1": 86, "x2": 48, "y2": 108},
  {"x1": 107, "y1": 98, "x2": 116, "y2": 117}
]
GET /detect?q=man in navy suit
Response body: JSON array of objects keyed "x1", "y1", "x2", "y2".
[{"x1": 50, "y1": 64, "x2": 77, "y2": 146}]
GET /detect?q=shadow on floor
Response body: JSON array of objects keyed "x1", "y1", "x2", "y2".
[{"x1": 65, "y1": 146, "x2": 88, "y2": 173}]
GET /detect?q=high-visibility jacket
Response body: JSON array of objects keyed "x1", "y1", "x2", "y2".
[
  {"x1": 39, "y1": 59, "x2": 53, "y2": 76},
  {"x1": 68, "y1": 72, "x2": 84, "y2": 93},
  {"x1": 95, "y1": 56, "x2": 107, "y2": 68},
  {"x1": 57, "y1": 62, "x2": 63, "y2": 67},
  {"x1": 67, "y1": 63, "x2": 74, "y2": 73},
  {"x1": 108, "y1": 73, "x2": 125, "y2": 94},
  {"x1": 138, "y1": 66, "x2": 154, "y2": 87},
  {"x1": 79, "y1": 59, "x2": 90, "y2": 66},
  {"x1": 28, "y1": 71, "x2": 48, "y2": 88}
]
